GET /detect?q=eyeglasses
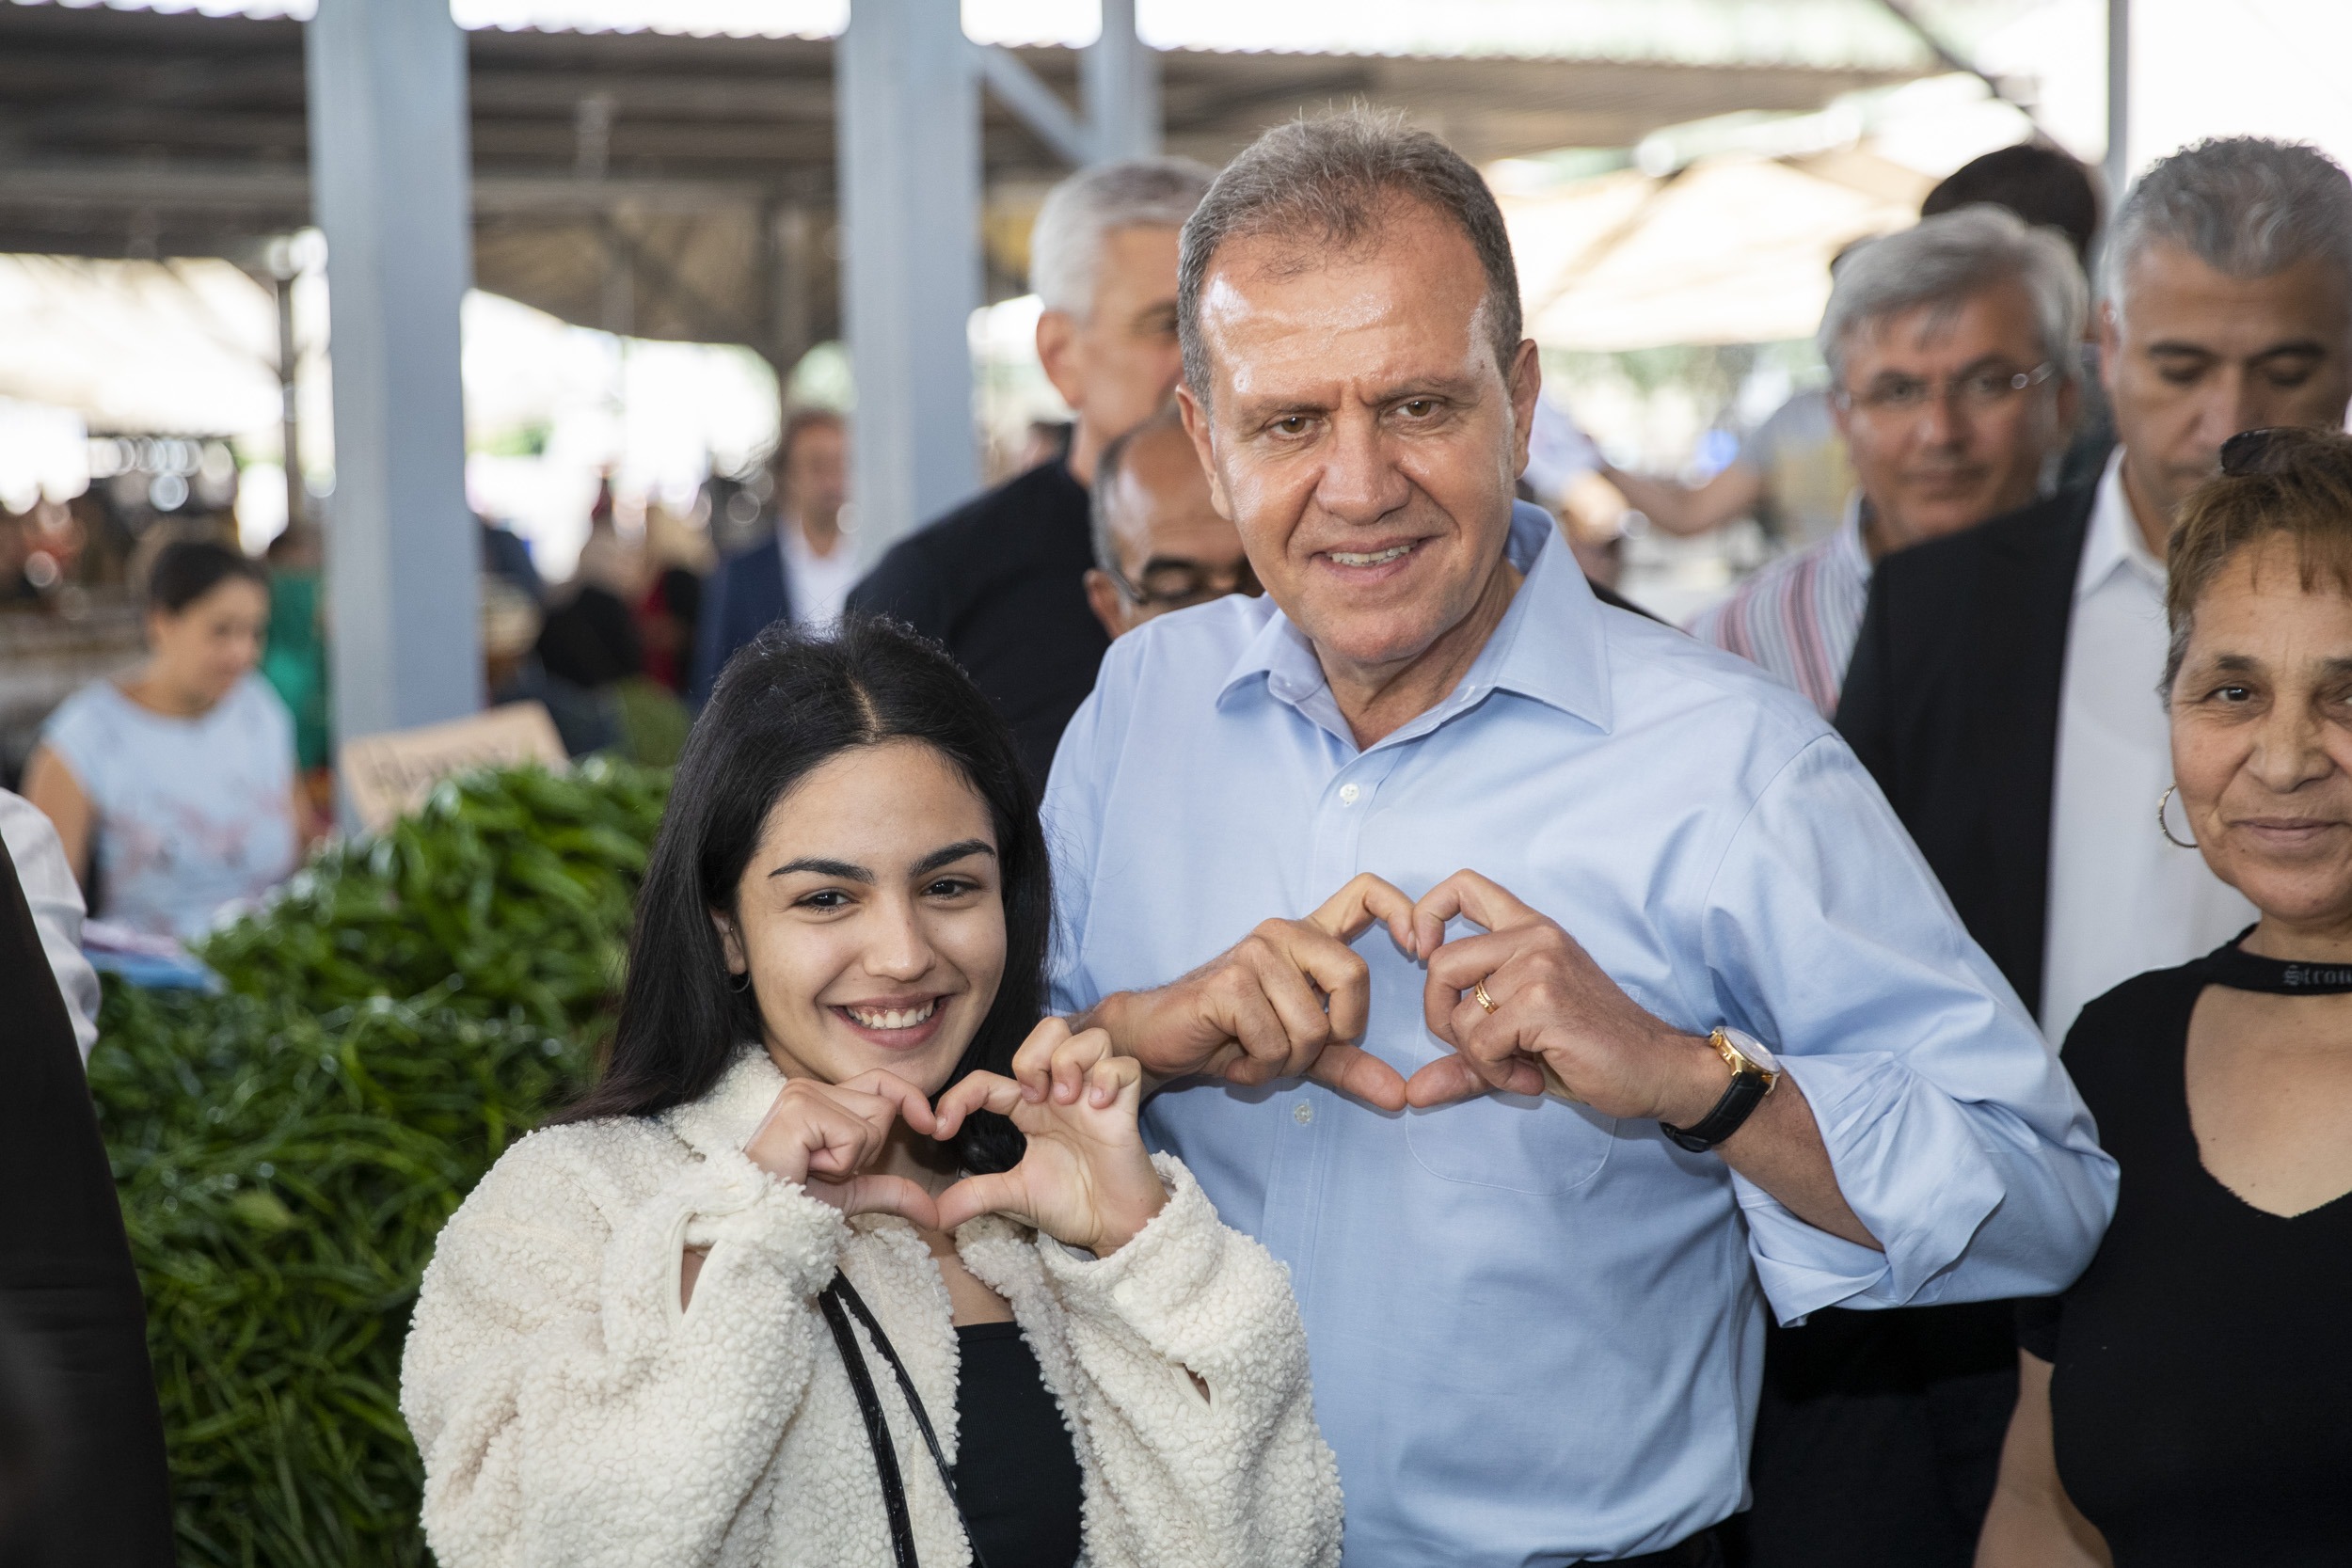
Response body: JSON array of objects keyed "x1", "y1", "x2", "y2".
[
  {"x1": 1836, "y1": 361, "x2": 2058, "y2": 419},
  {"x1": 2219, "y1": 427, "x2": 2297, "y2": 476},
  {"x1": 1106, "y1": 556, "x2": 1262, "y2": 610}
]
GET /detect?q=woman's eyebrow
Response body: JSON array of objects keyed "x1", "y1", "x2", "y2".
[
  {"x1": 770, "y1": 857, "x2": 872, "y2": 882},
  {"x1": 912, "y1": 839, "x2": 995, "y2": 877}
]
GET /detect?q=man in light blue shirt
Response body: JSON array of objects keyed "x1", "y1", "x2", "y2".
[{"x1": 1039, "y1": 110, "x2": 2116, "y2": 1564}]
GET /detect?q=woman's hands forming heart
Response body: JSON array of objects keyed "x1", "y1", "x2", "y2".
[
  {"x1": 930, "y1": 1018, "x2": 1168, "y2": 1257},
  {"x1": 742, "y1": 1069, "x2": 947, "y2": 1228}
]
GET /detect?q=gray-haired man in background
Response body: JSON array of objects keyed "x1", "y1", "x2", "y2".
[
  {"x1": 1689, "y1": 206, "x2": 2086, "y2": 719},
  {"x1": 850, "y1": 156, "x2": 1216, "y2": 780}
]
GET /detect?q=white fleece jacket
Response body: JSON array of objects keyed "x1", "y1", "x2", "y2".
[{"x1": 400, "y1": 1047, "x2": 1343, "y2": 1567}]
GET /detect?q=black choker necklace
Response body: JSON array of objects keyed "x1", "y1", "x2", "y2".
[{"x1": 2201, "y1": 927, "x2": 2352, "y2": 994}]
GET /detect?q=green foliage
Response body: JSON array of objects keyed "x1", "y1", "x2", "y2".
[
  {"x1": 88, "y1": 759, "x2": 670, "y2": 1567},
  {"x1": 200, "y1": 757, "x2": 669, "y2": 1033}
]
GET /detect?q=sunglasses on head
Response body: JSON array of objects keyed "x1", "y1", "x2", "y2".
[{"x1": 2219, "y1": 428, "x2": 2297, "y2": 477}]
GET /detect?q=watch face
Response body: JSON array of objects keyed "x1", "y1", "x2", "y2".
[{"x1": 1721, "y1": 1026, "x2": 1779, "y2": 1073}]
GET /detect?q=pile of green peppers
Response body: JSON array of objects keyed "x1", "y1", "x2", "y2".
[{"x1": 87, "y1": 758, "x2": 670, "y2": 1567}]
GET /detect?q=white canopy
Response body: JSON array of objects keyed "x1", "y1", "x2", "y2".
[
  {"x1": 1508, "y1": 148, "x2": 1932, "y2": 351},
  {"x1": 0, "y1": 255, "x2": 280, "y2": 438}
]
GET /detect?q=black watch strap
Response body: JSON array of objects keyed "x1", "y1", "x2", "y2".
[{"x1": 1661, "y1": 1068, "x2": 1772, "y2": 1153}]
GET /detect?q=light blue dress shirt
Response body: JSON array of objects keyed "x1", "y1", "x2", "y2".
[{"x1": 1042, "y1": 504, "x2": 2118, "y2": 1564}]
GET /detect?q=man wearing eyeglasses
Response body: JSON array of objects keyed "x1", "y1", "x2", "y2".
[
  {"x1": 1084, "y1": 404, "x2": 1260, "y2": 639},
  {"x1": 1688, "y1": 205, "x2": 2085, "y2": 719}
]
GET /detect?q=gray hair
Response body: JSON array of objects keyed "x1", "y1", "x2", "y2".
[
  {"x1": 1090, "y1": 403, "x2": 1188, "y2": 578},
  {"x1": 1030, "y1": 156, "x2": 1217, "y2": 318},
  {"x1": 2106, "y1": 136, "x2": 2352, "y2": 317},
  {"x1": 1178, "y1": 106, "x2": 1521, "y2": 403},
  {"x1": 1818, "y1": 204, "x2": 2088, "y2": 388}
]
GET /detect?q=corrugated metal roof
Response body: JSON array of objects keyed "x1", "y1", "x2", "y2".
[{"x1": 8, "y1": 0, "x2": 1959, "y2": 71}]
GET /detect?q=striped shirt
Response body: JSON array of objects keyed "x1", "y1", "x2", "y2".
[{"x1": 1686, "y1": 499, "x2": 1871, "y2": 720}]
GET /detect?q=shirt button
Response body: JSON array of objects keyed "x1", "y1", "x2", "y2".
[
  {"x1": 1338, "y1": 783, "x2": 1360, "y2": 805},
  {"x1": 1293, "y1": 1101, "x2": 1314, "y2": 1125}
]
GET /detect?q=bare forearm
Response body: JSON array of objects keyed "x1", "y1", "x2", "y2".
[
  {"x1": 1651, "y1": 1041, "x2": 1878, "y2": 1250},
  {"x1": 1598, "y1": 463, "x2": 1760, "y2": 538},
  {"x1": 1978, "y1": 1353, "x2": 2111, "y2": 1567},
  {"x1": 1715, "y1": 1073, "x2": 1878, "y2": 1249}
]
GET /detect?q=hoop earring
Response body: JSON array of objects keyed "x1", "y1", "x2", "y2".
[
  {"x1": 728, "y1": 969, "x2": 754, "y2": 993},
  {"x1": 2157, "y1": 784, "x2": 2199, "y2": 849}
]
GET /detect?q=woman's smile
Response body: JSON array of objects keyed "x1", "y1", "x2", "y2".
[{"x1": 832, "y1": 994, "x2": 952, "y2": 1049}]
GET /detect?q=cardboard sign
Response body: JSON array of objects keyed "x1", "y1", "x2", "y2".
[{"x1": 339, "y1": 702, "x2": 569, "y2": 832}]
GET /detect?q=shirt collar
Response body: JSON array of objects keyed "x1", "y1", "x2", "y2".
[
  {"x1": 2075, "y1": 447, "x2": 2165, "y2": 600},
  {"x1": 1217, "y1": 500, "x2": 1613, "y2": 740},
  {"x1": 1835, "y1": 491, "x2": 1874, "y2": 580}
]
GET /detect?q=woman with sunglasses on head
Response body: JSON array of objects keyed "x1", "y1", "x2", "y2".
[
  {"x1": 401, "y1": 618, "x2": 1341, "y2": 1568},
  {"x1": 1977, "y1": 428, "x2": 2352, "y2": 1568}
]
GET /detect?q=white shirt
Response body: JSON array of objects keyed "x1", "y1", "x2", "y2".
[
  {"x1": 0, "y1": 787, "x2": 102, "y2": 1062},
  {"x1": 2041, "y1": 451, "x2": 2257, "y2": 1044},
  {"x1": 780, "y1": 515, "x2": 860, "y2": 630}
]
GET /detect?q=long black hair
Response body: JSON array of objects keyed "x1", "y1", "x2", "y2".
[{"x1": 558, "y1": 617, "x2": 1045, "y2": 1174}]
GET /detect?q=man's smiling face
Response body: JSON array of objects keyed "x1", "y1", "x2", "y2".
[{"x1": 1178, "y1": 198, "x2": 1537, "y2": 683}]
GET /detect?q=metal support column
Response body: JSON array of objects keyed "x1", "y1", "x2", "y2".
[
  {"x1": 267, "y1": 238, "x2": 304, "y2": 538},
  {"x1": 835, "y1": 0, "x2": 982, "y2": 557},
  {"x1": 2105, "y1": 0, "x2": 2131, "y2": 218},
  {"x1": 305, "y1": 0, "x2": 480, "y2": 741},
  {"x1": 1083, "y1": 0, "x2": 1160, "y2": 161}
]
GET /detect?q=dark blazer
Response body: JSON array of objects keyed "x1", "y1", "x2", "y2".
[
  {"x1": 689, "y1": 533, "x2": 790, "y2": 708},
  {"x1": 1835, "y1": 482, "x2": 2098, "y2": 1019},
  {"x1": 0, "y1": 842, "x2": 176, "y2": 1565},
  {"x1": 848, "y1": 461, "x2": 1105, "y2": 785}
]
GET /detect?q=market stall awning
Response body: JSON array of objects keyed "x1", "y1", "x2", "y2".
[
  {"x1": 0, "y1": 254, "x2": 279, "y2": 436},
  {"x1": 0, "y1": 0, "x2": 1935, "y2": 363},
  {"x1": 1509, "y1": 147, "x2": 1931, "y2": 351}
]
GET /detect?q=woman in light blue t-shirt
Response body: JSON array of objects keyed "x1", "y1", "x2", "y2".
[{"x1": 24, "y1": 540, "x2": 301, "y2": 942}]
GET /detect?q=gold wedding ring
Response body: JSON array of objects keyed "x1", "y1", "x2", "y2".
[{"x1": 1472, "y1": 979, "x2": 1500, "y2": 1014}]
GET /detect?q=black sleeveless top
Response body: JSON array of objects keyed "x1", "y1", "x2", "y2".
[
  {"x1": 951, "y1": 1322, "x2": 1083, "y2": 1567},
  {"x1": 2016, "y1": 958, "x2": 2352, "y2": 1565}
]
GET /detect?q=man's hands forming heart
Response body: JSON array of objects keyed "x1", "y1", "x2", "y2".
[
  {"x1": 1401, "y1": 870, "x2": 1714, "y2": 1121},
  {"x1": 1084, "y1": 869, "x2": 1714, "y2": 1121},
  {"x1": 1085, "y1": 873, "x2": 1424, "y2": 1112}
]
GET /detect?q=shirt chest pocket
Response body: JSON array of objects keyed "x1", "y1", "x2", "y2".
[{"x1": 1405, "y1": 1093, "x2": 1618, "y2": 1195}]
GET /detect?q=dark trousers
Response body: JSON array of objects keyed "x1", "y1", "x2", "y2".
[
  {"x1": 1597, "y1": 1528, "x2": 1723, "y2": 1566},
  {"x1": 1724, "y1": 1304, "x2": 2018, "y2": 1568}
]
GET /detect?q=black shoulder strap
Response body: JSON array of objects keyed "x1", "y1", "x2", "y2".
[
  {"x1": 818, "y1": 1280, "x2": 921, "y2": 1568},
  {"x1": 818, "y1": 1274, "x2": 993, "y2": 1568}
]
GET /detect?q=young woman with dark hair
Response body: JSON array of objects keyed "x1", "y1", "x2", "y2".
[
  {"x1": 402, "y1": 619, "x2": 1342, "y2": 1568},
  {"x1": 22, "y1": 537, "x2": 301, "y2": 940}
]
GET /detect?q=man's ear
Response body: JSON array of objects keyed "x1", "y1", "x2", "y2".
[
  {"x1": 1037, "y1": 309, "x2": 1086, "y2": 412},
  {"x1": 711, "y1": 909, "x2": 748, "y2": 975},
  {"x1": 1174, "y1": 384, "x2": 1233, "y2": 521},
  {"x1": 1083, "y1": 568, "x2": 1130, "y2": 641},
  {"x1": 2097, "y1": 301, "x2": 2122, "y2": 404},
  {"x1": 1507, "y1": 337, "x2": 1542, "y2": 479}
]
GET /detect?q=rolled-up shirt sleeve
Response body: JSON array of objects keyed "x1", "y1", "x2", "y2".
[{"x1": 1690, "y1": 736, "x2": 2117, "y2": 1323}]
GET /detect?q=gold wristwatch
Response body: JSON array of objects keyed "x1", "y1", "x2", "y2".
[{"x1": 1660, "y1": 1027, "x2": 1781, "y2": 1152}]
